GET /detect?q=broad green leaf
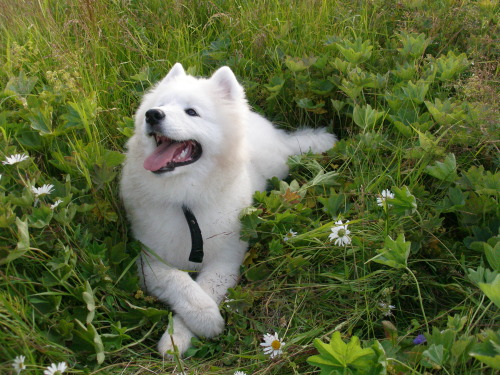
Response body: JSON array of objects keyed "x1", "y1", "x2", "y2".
[
  {"x1": 0, "y1": 218, "x2": 30, "y2": 265},
  {"x1": 285, "y1": 56, "x2": 317, "y2": 72},
  {"x1": 400, "y1": 80, "x2": 429, "y2": 104},
  {"x1": 485, "y1": 240, "x2": 500, "y2": 272},
  {"x1": 353, "y1": 104, "x2": 385, "y2": 130},
  {"x1": 390, "y1": 186, "x2": 417, "y2": 215},
  {"x1": 308, "y1": 331, "x2": 377, "y2": 374},
  {"x1": 336, "y1": 38, "x2": 373, "y2": 64},
  {"x1": 397, "y1": 32, "x2": 431, "y2": 59},
  {"x1": 87, "y1": 323, "x2": 105, "y2": 364},
  {"x1": 5, "y1": 71, "x2": 38, "y2": 96},
  {"x1": 436, "y1": 51, "x2": 469, "y2": 81},
  {"x1": 469, "y1": 330, "x2": 500, "y2": 370},
  {"x1": 61, "y1": 97, "x2": 97, "y2": 136},
  {"x1": 425, "y1": 98, "x2": 465, "y2": 126},
  {"x1": 29, "y1": 106, "x2": 53, "y2": 135},
  {"x1": 425, "y1": 153, "x2": 458, "y2": 183},
  {"x1": 467, "y1": 266, "x2": 498, "y2": 285},
  {"x1": 371, "y1": 234, "x2": 410, "y2": 269},
  {"x1": 83, "y1": 280, "x2": 96, "y2": 324},
  {"x1": 422, "y1": 344, "x2": 447, "y2": 368},
  {"x1": 265, "y1": 76, "x2": 285, "y2": 93},
  {"x1": 478, "y1": 274, "x2": 500, "y2": 309}
]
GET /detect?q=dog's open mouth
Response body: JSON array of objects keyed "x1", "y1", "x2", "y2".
[{"x1": 143, "y1": 134, "x2": 202, "y2": 173}]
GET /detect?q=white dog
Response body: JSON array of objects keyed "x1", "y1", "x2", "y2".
[{"x1": 120, "y1": 63, "x2": 335, "y2": 356}]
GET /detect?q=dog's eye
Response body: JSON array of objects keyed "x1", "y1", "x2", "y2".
[{"x1": 185, "y1": 108, "x2": 199, "y2": 117}]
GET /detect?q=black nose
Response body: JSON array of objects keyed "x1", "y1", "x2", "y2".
[{"x1": 145, "y1": 109, "x2": 165, "y2": 125}]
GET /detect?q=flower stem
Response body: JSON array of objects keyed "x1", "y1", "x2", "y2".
[{"x1": 406, "y1": 266, "x2": 429, "y2": 333}]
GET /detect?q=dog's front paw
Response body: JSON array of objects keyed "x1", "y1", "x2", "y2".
[
  {"x1": 183, "y1": 300, "x2": 225, "y2": 338},
  {"x1": 179, "y1": 287, "x2": 225, "y2": 338},
  {"x1": 158, "y1": 316, "x2": 194, "y2": 358}
]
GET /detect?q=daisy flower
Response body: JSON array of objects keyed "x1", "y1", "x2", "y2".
[
  {"x1": 43, "y1": 362, "x2": 67, "y2": 375},
  {"x1": 31, "y1": 184, "x2": 54, "y2": 197},
  {"x1": 12, "y1": 355, "x2": 26, "y2": 374},
  {"x1": 3, "y1": 153, "x2": 29, "y2": 165},
  {"x1": 377, "y1": 189, "x2": 394, "y2": 207},
  {"x1": 283, "y1": 229, "x2": 297, "y2": 241},
  {"x1": 328, "y1": 220, "x2": 351, "y2": 246},
  {"x1": 234, "y1": 372, "x2": 247, "y2": 375},
  {"x1": 50, "y1": 199, "x2": 63, "y2": 209},
  {"x1": 260, "y1": 332, "x2": 285, "y2": 358}
]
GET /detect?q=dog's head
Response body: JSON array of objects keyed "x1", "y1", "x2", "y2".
[{"x1": 133, "y1": 63, "x2": 248, "y2": 177}]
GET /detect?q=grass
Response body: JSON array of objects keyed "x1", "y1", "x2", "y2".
[{"x1": 0, "y1": 0, "x2": 499, "y2": 374}]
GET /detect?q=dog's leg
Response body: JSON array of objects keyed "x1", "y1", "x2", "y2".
[
  {"x1": 182, "y1": 261, "x2": 241, "y2": 336},
  {"x1": 142, "y1": 259, "x2": 225, "y2": 339},
  {"x1": 157, "y1": 315, "x2": 194, "y2": 357}
]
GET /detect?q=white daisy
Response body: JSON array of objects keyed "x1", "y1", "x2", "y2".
[
  {"x1": 260, "y1": 332, "x2": 285, "y2": 358},
  {"x1": 31, "y1": 184, "x2": 54, "y2": 197},
  {"x1": 43, "y1": 362, "x2": 67, "y2": 375},
  {"x1": 283, "y1": 229, "x2": 297, "y2": 241},
  {"x1": 377, "y1": 189, "x2": 394, "y2": 207},
  {"x1": 328, "y1": 220, "x2": 351, "y2": 246},
  {"x1": 12, "y1": 355, "x2": 26, "y2": 374},
  {"x1": 234, "y1": 372, "x2": 247, "y2": 375},
  {"x1": 50, "y1": 199, "x2": 63, "y2": 209},
  {"x1": 3, "y1": 153, "x2": 29, "y2": 165}
]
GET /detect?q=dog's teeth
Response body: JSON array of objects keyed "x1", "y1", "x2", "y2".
[{"x1": 178, "y1": 148, "x2": 189, "y2": 160}]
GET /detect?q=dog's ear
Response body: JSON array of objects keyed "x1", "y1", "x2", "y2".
[
  {"x1": 160, "y1": 63, "x2": 186, "y2": 84},
  {"x1": 211, "y1": 66, "x2": 245, "y2": 101}
]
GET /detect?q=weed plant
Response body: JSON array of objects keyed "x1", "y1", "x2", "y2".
[{"x1": 0, "y1": 0, "x2": 498, "y2": 374}]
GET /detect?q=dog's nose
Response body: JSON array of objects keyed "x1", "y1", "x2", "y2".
[{"x1": 145, "y1": 109, "x2": 165, "y2": 125}]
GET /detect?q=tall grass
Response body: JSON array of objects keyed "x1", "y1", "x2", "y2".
[{"x1": 1, "y1": 0, "x2": 498, "y2": 374}]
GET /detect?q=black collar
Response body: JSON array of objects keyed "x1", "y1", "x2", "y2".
[{"x1": 182, "y1": 205, "x2": 204, "y2": 263}]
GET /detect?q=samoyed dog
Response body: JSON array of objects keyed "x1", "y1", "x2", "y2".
[{"x1": 120, "y1": 63, "x2": 335, "y2": 356}]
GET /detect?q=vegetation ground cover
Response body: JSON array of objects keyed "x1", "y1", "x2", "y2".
[{"x1": 0, "y1": 0, "x2": 498, "y2": 374}]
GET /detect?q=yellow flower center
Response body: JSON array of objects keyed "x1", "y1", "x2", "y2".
[{"x1": 271, "y1": 340, "x2": 281, "y2": 350}]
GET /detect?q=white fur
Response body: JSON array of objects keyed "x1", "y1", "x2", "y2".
[{"x1": 120, "y1": 63, "x2": 336, "y2": 357}]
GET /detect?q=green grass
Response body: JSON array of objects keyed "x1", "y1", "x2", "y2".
[{"x1": 1, "y1": 0, "x2": 499, "y2": 374}]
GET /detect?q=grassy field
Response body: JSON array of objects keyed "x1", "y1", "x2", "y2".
[{"x1": 0, "y1": 0, "x2": 499, "y2": 374}]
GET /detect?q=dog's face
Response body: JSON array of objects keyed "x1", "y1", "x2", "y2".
[{"x1": 133, "y1": 63, "x2": 247, "y2": 178}]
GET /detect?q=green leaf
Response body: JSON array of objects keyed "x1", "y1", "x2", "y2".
[
  {"x1": 467, "y1": 266, "x2": 498, "y2": 285},
  {"x1": 436, "y1": 51, "x2": 469, "y2": 81},
  {"x1": 478, "y1": 274, "x2": 500, "y2": 309},
  {"x1": 370, "y1": 234, "x2": 410, "y2": 269},
  {"x1": 397, "y1": 32, "x2": 432, "y2": 59},
  {"x1": 87, "y1": 323, "x2": 105, "y2": 365},
  {"x1": 5, "y1": 71, "x2": 38, "y2": 96},
  {"x1": 422, "y1": 344, "x2": 447, "y2": 368},
  {"x1": 285, "y1": 56, "x2": 316, "y2": 72},
  {"x1": 390, "y1": 186, "x2": 417, "y2": 215},
  {"x1": 400, "y1": 80, "x2": 430, "y2": 104},
  {"x1": 82, "y1": 280, "x2": 96, "y2": 324},
  {"x1": 307, "y1": 331, "x2": 378, "y2": 374},
  {"x1": 336, "y1": 38, "x2": 373, "y2": 64},
  {"x1": 425, "y1": 153, "x2": 458, "y2": 183},
  {"x1": 353, "y1": 104, "x2": 385, "y2": 131},
  {"x1": 0, "y1": 218, "x2": 30, "y2": 265},
  {"x1": 61, "y1": 96, "x2": 97, "y2": 136},
  {"x1": 485, "y1": 240, "x2": 500, "y2": 272},
  {"x1": 28, "y1": 106, "x2": 53, "y2": 135},
  {"x1": 469, "y1": 330, "x2": 500, "y2": 369},
  {"x1": 425, "y1": 98, "x2": 465, "y2": 126}
]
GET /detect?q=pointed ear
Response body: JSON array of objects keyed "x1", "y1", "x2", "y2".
[
  {"x1": 160, "y1": 63, "x2": 186, "y2": 84},
  {"x1": 210, "y1": 66, "x2": 245, "y2": 101}
]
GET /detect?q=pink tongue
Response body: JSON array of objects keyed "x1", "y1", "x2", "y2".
[{"x1": 143, "y1": 142, "x2": 187, "y2": 171}]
